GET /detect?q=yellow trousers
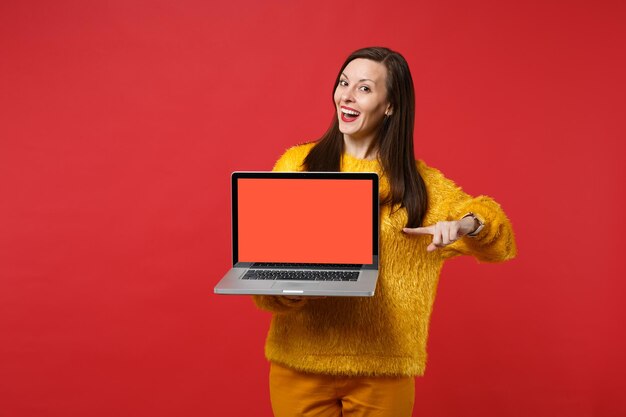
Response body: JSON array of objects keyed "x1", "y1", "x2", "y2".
[{"x1": 269, "y1": 362, "x2": 415, "y2": 417}]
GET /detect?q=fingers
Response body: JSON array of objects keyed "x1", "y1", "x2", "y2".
[
  {"x1": 405, "y1": 221, "x2": 462, "y2": 252},
  {"x1": 434, "y1": 221, "x2": 460, "y2": 246},
  {"x1": 402, "y1": 226, "x2": 434, "y2": 235},
  {"x1": 447, "y1": 222, "x2": 459, "y2": 244}
]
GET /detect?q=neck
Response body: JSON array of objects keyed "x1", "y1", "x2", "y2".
[{"x1": 343, "y1": 134, "x2": 378, "y2": 160}]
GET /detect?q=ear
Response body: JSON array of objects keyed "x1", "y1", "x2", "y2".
[{"x1": 385, "y1": 104, "x2": 393, "y2": 116}]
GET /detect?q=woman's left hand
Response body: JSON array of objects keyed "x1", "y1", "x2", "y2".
[{"x1": 402, "y1": 217, "x2": 476, "y2": 252}]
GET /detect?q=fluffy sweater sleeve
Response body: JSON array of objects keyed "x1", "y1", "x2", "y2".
[
  {"x1": 251, "y1": 144, "x2": 315, "y2": 314},
  {"x1": 417, "y1": 160, "x2": 517, "y2": 262}
]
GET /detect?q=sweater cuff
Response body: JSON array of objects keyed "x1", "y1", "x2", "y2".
[{"x1": 442, "y1": 195, "x2": 517, "y2": 262}]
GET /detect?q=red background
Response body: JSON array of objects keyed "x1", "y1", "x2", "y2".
[
  {"x1": 1, "y1": 1, "x2": 624, "y2": 416},
  {"x1": 238, "y1": 179, "x2": 372, "y2": 264}
]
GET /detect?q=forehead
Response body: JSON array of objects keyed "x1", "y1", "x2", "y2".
[{"x1": 342, "y1": 58, "x2": 387, "y2": 83}]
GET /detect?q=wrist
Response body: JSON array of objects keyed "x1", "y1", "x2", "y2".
[
  {"x1": 460, "y1": 212, "x2": 484, "y2": 237},
  {"x1": 459, "y1": 216, "x2": 477, "y2": 235}
]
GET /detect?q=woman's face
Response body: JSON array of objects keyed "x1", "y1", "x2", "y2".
[{"x1": 334, "y1": 58, "x2": 391, "y2": 142}]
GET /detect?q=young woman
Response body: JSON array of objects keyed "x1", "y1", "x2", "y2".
[{"x1": 254, "y1": 47, "x2": 516, "y2": 417}]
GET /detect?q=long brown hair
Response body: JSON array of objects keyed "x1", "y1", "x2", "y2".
[{"x1": 303, "y1": 46, "x2": 428, "y2": 228}]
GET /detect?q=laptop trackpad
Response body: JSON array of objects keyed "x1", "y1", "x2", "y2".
[{"x1": 272, "y1": 282, "x2": 320, "y2": 289}]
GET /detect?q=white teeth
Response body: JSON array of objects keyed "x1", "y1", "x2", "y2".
[{"x1": 341, "y1": 108, "x2": 360, "y2": 116}]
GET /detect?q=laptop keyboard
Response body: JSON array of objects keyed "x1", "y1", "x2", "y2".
[
  {"x1": 251, "y1": 263, "x2": 361, "y2": 270},
  {"x1": 242, "y1": 269, "x2": 359, "y2": 281}
]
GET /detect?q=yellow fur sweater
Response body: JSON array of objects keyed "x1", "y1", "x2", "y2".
[{"x1": 253, "y1": 142, "x2": 516, "y2": 377}]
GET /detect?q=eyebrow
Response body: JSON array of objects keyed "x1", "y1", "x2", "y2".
[{"x1": 341, "y1": 73, "x2": 376, "y2": 84}]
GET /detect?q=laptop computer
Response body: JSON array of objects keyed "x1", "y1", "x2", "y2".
[{"x1": 214, "y1": 171, "x2": 379, "y2": 297}]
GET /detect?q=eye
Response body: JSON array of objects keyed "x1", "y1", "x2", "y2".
[
  {"x1": 339, "y1": 80, "x2": 348, "y2": 87},
  {"x1": 359, "y1": 85, "x2": 371, "y2": 92}
]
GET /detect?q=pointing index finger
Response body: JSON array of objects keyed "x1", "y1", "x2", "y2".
[{"x1": 402, "y1": 226, "x2": 434, "y2": 235}]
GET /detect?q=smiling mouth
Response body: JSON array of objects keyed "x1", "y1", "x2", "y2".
[{"x1": 340, "y1": 108, "x2": 360, "y2": 122}]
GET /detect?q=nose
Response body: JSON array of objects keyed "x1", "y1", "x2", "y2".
[
  {"x1": 340, "y1": 85, "x2": 356, "y2": 103},
  {"x1": 341, "y1": 89, "x2": 354, "y2": 103}
]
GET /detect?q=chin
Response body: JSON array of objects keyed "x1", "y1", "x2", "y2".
[
  {"x1": 338, "y1": 122, "x2": 361, "y2": 134},
  {"x1": 339, "y1": 127, "x2": 357, "y2": 136}
]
